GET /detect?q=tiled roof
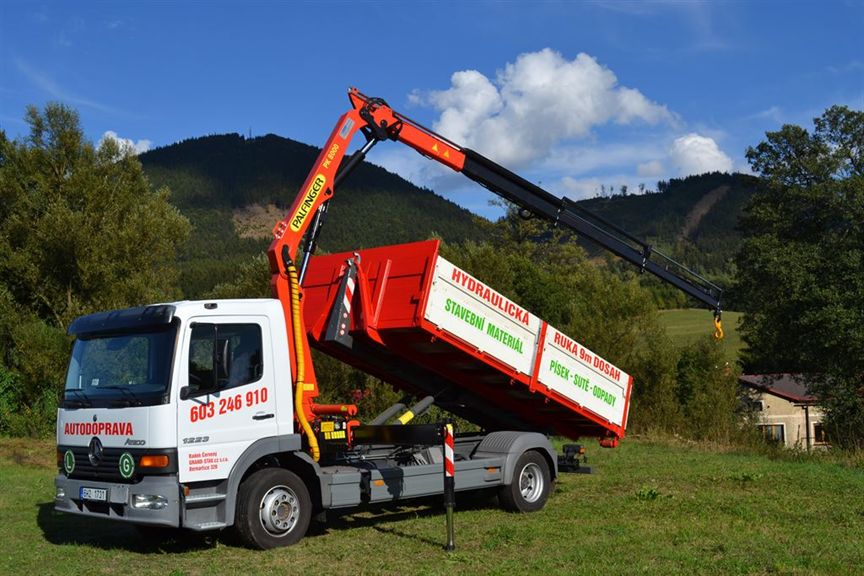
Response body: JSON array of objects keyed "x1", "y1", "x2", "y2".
[{"x1": 739, "y1": 373, "x2": 818, "y2": 404}]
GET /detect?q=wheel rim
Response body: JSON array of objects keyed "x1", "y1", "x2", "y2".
[
  {"x1": 259, "y1": 484, "x2": 300, "y2": 537},
  {"x1": 519, "y1": 462, "x2": 544, "y2": 503}
]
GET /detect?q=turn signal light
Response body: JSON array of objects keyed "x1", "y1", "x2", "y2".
[{"x1": 139, "y1": 455, "x2": 170, "y2": 468}]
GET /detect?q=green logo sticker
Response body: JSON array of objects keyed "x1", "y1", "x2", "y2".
[
  {"x1": 119, "y1": 452, "x2": 135, "y2": 479},
  {"x1": 63, "y1": 450, "x2": 75, "y2": 474}
]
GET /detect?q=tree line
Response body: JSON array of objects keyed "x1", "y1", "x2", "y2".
[
  {"x1": 0, "y1": 105, "x2": 190, "y2": 435},
  {"x1": 0, "y1": 102, "x2": 861, "y2": 449}
]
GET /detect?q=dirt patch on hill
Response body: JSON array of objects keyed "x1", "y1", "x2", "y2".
[
  {"x1": 679, "y1": 185, "x2": 730, "y2": 241},
  {"x1": 233, "y1": 204, "x2": 285, "y2": 240}
]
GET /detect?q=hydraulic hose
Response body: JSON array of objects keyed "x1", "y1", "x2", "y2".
[{"x1": 287, "y1": 263, "x2": 320, "y2": 462}]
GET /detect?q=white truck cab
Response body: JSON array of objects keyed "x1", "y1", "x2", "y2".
[
  {"x1": 56, "y1": 300, "x2": 300, "y2": 535},
  {"x1": 55, "y1": 299, "x2": 560, "y2": 548}
]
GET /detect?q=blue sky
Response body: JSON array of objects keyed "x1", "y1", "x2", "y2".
[{"x1": 2, "y1": 1, "x2": 862, "y2": 217}]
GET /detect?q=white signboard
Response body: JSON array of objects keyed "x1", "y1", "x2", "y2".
[
  {"x1": 424, "y1": 257, "x2": 541, "y2": 376},
  {"x1": 536, "y1": 326, "x2": 629, "y2": 427}
]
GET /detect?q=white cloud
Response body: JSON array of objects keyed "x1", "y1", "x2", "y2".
[
  {"x1": 16, "y1": 58, "x2": 121, "y2": 115},
  {"x1": 561, "y1": 176, "x2": 605, "y2": 199},
  {"x1": 542, "y1": 142, "x2": 666, "y2": 174},
  {"x1": 637, "y1": 160, "x2": 665, "y2": 177},
  {"x1": 99, "y1": 131, "x2": 152, "y2": 155},
  {"x1": 560, "y1": 175, "x2": 648, "y2": 201},
  {"x1": 669, "y1": 133, "x2": 733, "y2": 176},
  {"x1": 371, "y1": 50, "x2": 740, "y2": 218},
  {"x1": 749, "y1": 105, "x2": 784, "y2": 124},
  {"x1": 826, "y1": 60, "x2": 863, "y2": 75},
  {"x1": 414, "y1": 48, "x2": 674, "y2": 167}
]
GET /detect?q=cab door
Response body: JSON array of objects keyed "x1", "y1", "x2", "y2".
[{"x1": 177, "y1": 315, "x2": 278, "y2": 483}]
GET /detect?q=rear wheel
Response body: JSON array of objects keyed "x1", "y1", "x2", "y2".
[
  {"x1": 498, "y1": 451, "x2": 551, "y2": 513},
  {"x1": 235, "y1": 468, "x2": 311, "y2": 549}
]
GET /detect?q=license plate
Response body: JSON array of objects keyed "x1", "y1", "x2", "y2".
[{"x1": 80, "y1": 487, "x2": 108, "y2": 501}]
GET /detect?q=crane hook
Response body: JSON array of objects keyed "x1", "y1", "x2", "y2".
[{"x1": 713, "y1": 310, "x2": 724, "y2": 341}]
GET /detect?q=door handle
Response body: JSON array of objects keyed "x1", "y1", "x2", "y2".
[{"x1": 252, "y1": 412, "x2": 274, "y2": 421}]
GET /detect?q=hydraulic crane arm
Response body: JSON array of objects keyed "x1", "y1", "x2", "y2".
[
  {"x1": 459, "y1": 150, "x2": 723, "y2": 313},
  {"x1": 267, "y1": 88, "x2": 723, "y2": 459},
  {"x1": 269, "y1": 88, "x2": 722, "y2": 315}
]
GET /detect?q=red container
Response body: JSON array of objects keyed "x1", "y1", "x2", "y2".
[{"x1": 302, "y1": 239, "x2": 631, "y2": 441}]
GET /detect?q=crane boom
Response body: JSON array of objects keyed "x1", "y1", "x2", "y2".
[
  {"x1": 459, "y1": 149, "x2": 723, "y2": 311},
  {"x1": 266, "y1": 88, "x2": 723, "y2": 448},
  {"x1": 269, "y1": 87, "x2": 722, "y2": 314}
]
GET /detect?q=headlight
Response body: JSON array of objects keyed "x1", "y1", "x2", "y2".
[{"x1": 132, "y1": 494, "x2": 168, "y2": 510}]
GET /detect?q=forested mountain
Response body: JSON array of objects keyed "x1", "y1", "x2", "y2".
[
  {"x1": 0, "y1": 111, "x2": 754, "y2": 440},
  {"x1": 140, "y1": 133, "x2": 755, "y2": 301},
  {"x1": 578, "y1": 172, "x2": 758, "y2": 274},
  {"x1": 575, "y1": 173, "x2": 758, "y2": 308},
  {"x1": 140, "y1": 133, "x2": 489, "y2": 296}
]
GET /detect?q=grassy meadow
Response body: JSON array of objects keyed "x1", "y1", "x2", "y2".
[
  {"x1": 658, "y1": 308, "x2": 744, "y2": 364},
  {"x1": 2, "y1": 436, "x2": 862, "y2": 575}
]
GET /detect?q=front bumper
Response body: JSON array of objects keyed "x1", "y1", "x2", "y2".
[{"x1": 54, "y1": 474, "x2": 181, "y2": 527}]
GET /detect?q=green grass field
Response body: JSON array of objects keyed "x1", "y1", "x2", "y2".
[
  {"x1": 2, "y1": 437, "x2": 862, "y2": 575},
  {"x1": 658, "y1": 309, "x2": 744, "y2": 364}
]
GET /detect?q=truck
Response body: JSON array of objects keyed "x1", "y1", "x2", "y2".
[{"x1": 54, "y1": 88, "x2": 723, "y2": 549}]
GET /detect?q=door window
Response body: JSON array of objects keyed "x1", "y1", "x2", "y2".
[{"x1": 187, "y1": 324, "x2": 263, "y2": 396}]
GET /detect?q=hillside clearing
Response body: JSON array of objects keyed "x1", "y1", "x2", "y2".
[
  {"x1": 233, "y1": 203, "x2": 285, "y2": 239},
  {"x1": 2, "y1": 437, "x2": 861, "y2": 575},
  {"x1": 679, "y1": 185, "x2": 730, "y2": 241}
]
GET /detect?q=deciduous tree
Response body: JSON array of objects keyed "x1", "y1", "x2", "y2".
[
  {"x1": 737, "y1": 105, "x2": 864, "y2": 447},
  {"x1": 0, "y1": 103, "x2": 190, "y2": 435}
]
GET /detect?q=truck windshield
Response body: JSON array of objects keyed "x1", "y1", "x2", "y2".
[{"x1": 64, "y1": 325, "x2": 178, "y2": 408}]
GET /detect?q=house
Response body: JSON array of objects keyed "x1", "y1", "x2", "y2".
[{"x1": 739, "y1": 374, "x2": 828, "y2": 449}]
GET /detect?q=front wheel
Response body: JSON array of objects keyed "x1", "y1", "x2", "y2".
[
  {"x1": 235, "y1": 468, "x2": 311, "y2": 549},
  {"x1": 498, "y1": 451, "x2": 551, "y2": 513}
]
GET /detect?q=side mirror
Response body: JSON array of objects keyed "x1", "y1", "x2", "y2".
[{"x1": 180, "y1": 380, "x2": 219, "y2": 401}]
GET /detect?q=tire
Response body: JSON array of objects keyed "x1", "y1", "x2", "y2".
[
  {"x1": 234, "y1": 468, "x2": 312, "y2": 549},
  {"x1": 498, "y1": 451, "x2": 551, "y2": 513}
]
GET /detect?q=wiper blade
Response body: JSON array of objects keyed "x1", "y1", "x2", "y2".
[
  {"x1": 96, "y1": 386, "x2": 144, "y2": 406},
  {"x1": 63, "y1": 389, "x2": 91, "y2": 407}
]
